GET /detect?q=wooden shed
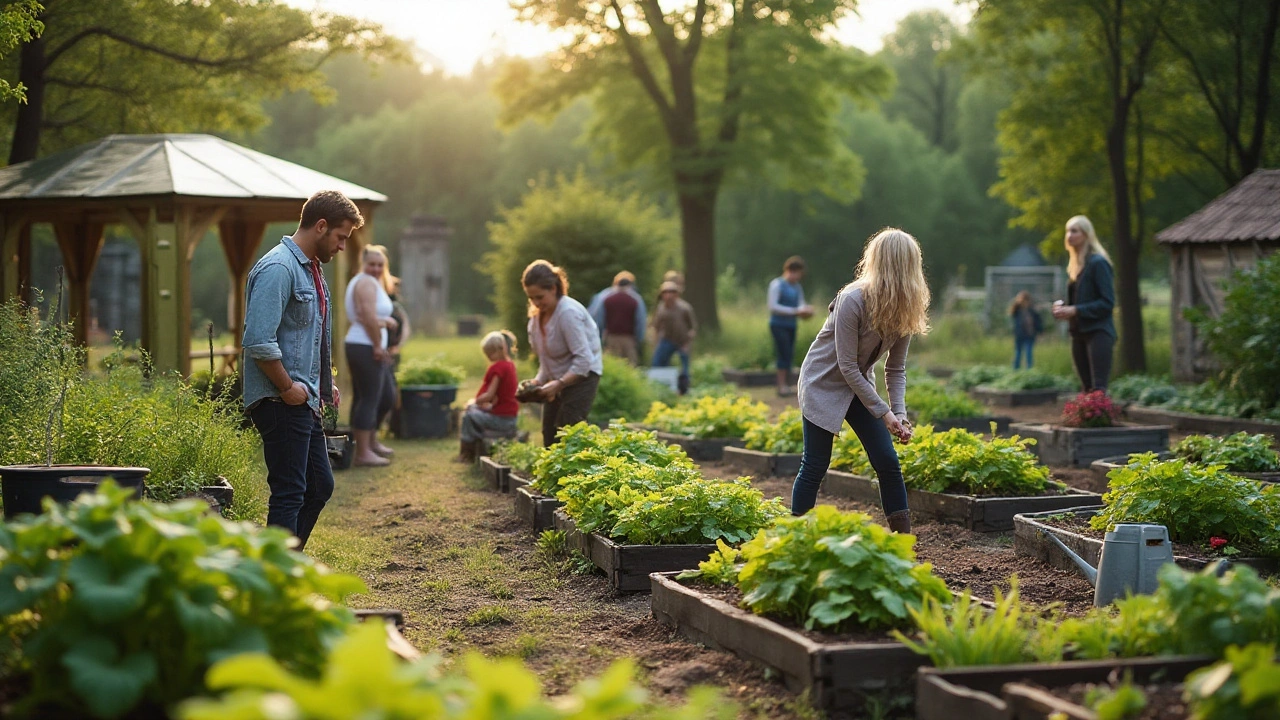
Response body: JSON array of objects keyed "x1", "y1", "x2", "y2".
[{"x1": 1156, "y1": 169, "x2": 1280, "y2": 381}]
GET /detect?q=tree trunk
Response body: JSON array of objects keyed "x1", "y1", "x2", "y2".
[
  {"x1": 676, "y1": 185, "x2": 720, "y2": 333},
  {"x1": 10, "y1": 27, "x2": 45, "y2": 164},
  {"x1": 1106, "y1": 111, "x2": 1147, "y2": 373}
]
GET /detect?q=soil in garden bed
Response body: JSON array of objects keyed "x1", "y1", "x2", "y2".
[
  {"x1": 1035, "y1": 680, "x2": 1189, "y2": 720},
  {"x1": 684, "y1": 580, "x2": 904, "y2": 645},
  {"x1": 1036, "y1": 513, "x2": 1249, "y2": 566}
]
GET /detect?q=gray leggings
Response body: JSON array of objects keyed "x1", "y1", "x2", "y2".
[
  {"x1": 345, "y1": 343, "x2": 396, "y2": 430},
  {"x1": 1071, "y1": 331, "x2": 1115, "y2": 392}
]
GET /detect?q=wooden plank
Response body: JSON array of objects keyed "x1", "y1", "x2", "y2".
[
  {"x1": 821, "y1": 471, "x2": 884, "y2": 504},
  {"x1": 723, "y1": 446, "x2": 802, "y2": 478},
  {"x1": 930, "y1": 416, "x2": 1013, "y2": 435},
  {"x1": 1125, "y1": 404, "x2": 1280, "y2": 438},
  {"x1": 971, "y1": 387, "x2": 1061, "y2": 407},
  {"x1": 916, "y1": 674, "x2": 1007, "y2": 720},
  {"x1": 1004, "y1": 683, "x2": 1094, "y2": 720},
  {"x1": 1010, "y1": 423, "x2": 1170, "y2": 468},
  {"x1": 513, "y1": 486, "x2": 561, "y2": 532},
  {"x1": 478, "y1": 457, "x2": 509, "y2": 492},
  {"x1": 556, "y1": 512, "x2": 716, "y2": 592}
]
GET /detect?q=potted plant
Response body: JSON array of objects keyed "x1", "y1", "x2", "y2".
[
  {"x1": 322, "y1": 404, "x2": 355, "y2": 471},
  {"x1": 395, "y1": 357, "x2": 464, "y2": 439},
  {"x1": 1010, "y1": 391, "x2": 1170, "y2": 467}
]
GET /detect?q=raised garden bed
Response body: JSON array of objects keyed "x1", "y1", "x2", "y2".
[
  {"x1": 513, "y1": 484, "x2": 560, "y2": 532},
  {"x1": 971, "y1": 386, "x2": 1062, "y2": 407},
  {"x1": 644, "y1": 428, "x2": 744, "y2": 462},
  {"x1": 649, "y1": 572, "x2": 924, "y2": 711},
  {"x1": 927, "y1": 415, "x2": 1013, "y2": 435},
  {"x1": 1009, "y1": 422, "x2": 1170, "y2": 468},
  {"x1": 554, "y1": 512, "x2": 718, "y2": 592},
  {"x1": 916, "y1": 655, "x2": 1213, "y2": 720},
  {"x1": 191, "y1": 475, "x2": 235, "y2": 516},
  {"x1": 721, "y1": 368, "x2": 796, "y2": 387},
  {"x1": 1013, "y1": 507, "x2": 1277, "y2": 575},
  {"x1": 820, "y1": 470, "x2": 1101, "y2": 533},
  {"x1": 478, "y1": 456, "x2": 510, "y2": 492},
  {"x1": 1090, "y1": 452, "x2": 1280, "y2": 484},
  {"x1": 722, "y1": 446, "x2": 802, "y2": 478},
  {"x1": 0, "y1": 464, "x2": 149, "y2": 519},
  {"x1": 1125, "y1": 404, "x2": 1280, "y2": 437}
]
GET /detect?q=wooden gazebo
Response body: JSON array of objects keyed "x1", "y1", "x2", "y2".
[
  {"x1": 1156, "y1": 169, "x2": 1280, "y2": 381},
  {"x1": 0, "y1": 134, "x2": 386, "y2": 375}
]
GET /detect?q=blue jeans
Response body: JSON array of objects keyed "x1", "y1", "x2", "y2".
[
  {"x1": 1014, "y1": 337, "x2": 1035, "y2": 369},
  {"x1": 250, "y1": 401, "x2": 334, "y2": 550},
  {"x1": 770, "y1": 323, "x2": 796, "y2": 372},
  {"x1": 791, "y1": 400, "x2": 909, "y2": 517},
  {"x1": 652, "y1": 338, "x2": 690, "y2": 376}
]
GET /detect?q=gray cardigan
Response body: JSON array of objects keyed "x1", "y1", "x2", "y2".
[
  {"x1": 798, "y1": 285, "x2": 910, "y2": 435},
  {"x1": 529, "y1": 295, "x2": 604, "y2": 383}
]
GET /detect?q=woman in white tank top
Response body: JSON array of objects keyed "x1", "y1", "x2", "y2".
[{"x1": 344, "y1": 245, "x2": 399, "y2": 466}]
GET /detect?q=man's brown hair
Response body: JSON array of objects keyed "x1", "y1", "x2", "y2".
[{"x1": 299, "y1": 190, "x2": 364, "y2": 231}]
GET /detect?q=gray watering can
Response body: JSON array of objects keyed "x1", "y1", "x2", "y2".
[{"x1": 1041, "y1": 523, "x2": 1175, "y2": 606}]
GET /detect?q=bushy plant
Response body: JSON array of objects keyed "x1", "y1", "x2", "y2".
[
  {"x1": 895, "y1": 578, "x2": 1061, "y2": 668},
  {"x1": 742, "y1": 408, "x2": 804, "y2": 454},
  {"x1": 1185, "y1": 643, "x2": 1280, "y2": 719},
  {"x1": 897, "y1": 425, "x2": 1052, "y2": 497},
  {"x1": 947, "y1": 364, "x2": 1011, "y2": 391},
  {"x1": 679, "y1": 540, "x2": 742, "y2": 586},
  {"x1": 1109, "y1": 374, "x2": 1180, "y2": 406},
  {"x1": 905, "y1": 382, "x2": 983, "y2": 422},
  {"x1": 396, "y1": 356, "x2": 464, "y2": 386},
  {"x1": 1189, "y1": 252, "x2": 1280, "y2": 409},
  {"x1": 690, "y1": 355, "x2": 727, "y2": 387},
  {"x1": 642, "y1": 395, "x2": 770, "y2": 439},
  {"x1": 557, "y1": 458, "x2": 702, "y2": 536},
  {"x1": 736, "y1": 506, "x2": 950, "y2": 631},
  {"x1": 0, "y1": 483, "x2": 363, "y2": 719},
  {"x1": 177, "y1": 620, "x2": 730, "y2": 720},
  {"x1": 830, "y1": 428, "x2": 874, "y2": 474},
  {"x1": 530, "y1": 423, "x2": 693, "y2": 495},
  {"x1": 611, "y1": 479, "x2": 787, "y2": 545},
  {"x1": 985, "y1": 369, "x2": 1074, "y2": 392},
  {"x1": 1061, "y1": 391, "x2": 1122, "y2": 428},
  {"x1": 1174, "y1": 432, "x2": 1280, "y2": 473},
  {"x1": 492, "y1": 440, "x2": 542, "y2": 475},
  {"x1": 588, "y1": 354, "x2": 673, "y2": 426},
  {"x1": 1092, "y1": 454, "x2": 1280, "y2": 557}
]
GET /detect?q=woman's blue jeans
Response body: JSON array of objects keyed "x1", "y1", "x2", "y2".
[
  {"x1": 791, "y1": 399, "x2": 909, "y2": 517},
  {"x1": 1013, "y1": 337, "x2": 1035, "y2": 369},
  {"x1": 652, "y1": 338, "x2": 690, "y2": 376}
]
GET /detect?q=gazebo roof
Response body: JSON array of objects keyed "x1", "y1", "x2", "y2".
[
  {"x1": 1156, "y1": 169, "x2": 1280, "y2": 244},
  {"x1": 0, "y1": 133, "x2": 386, "y2": 203}
]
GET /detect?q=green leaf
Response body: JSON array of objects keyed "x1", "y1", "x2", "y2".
[
  {"x1": 61, "y1": 636, "x2": 157, "y2": 719},
  {"x1": 65, "y1": 554, "x2": 160, "y2": 624}
]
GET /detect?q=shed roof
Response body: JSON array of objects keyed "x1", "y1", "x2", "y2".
[
  {"x1": 999, "y1": 243, "x2": 1046, "y2": 267},
  {"x1": 1156, "y1": 169, "x2": 1280, "y2": 244},
  {"x1": 0, "y1": 133, "x2": 386, "y2": 203}
]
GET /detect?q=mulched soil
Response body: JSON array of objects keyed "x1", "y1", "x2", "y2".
[{"x1": 1040, "y1": 680, "x2": 1191, "y2": 719}]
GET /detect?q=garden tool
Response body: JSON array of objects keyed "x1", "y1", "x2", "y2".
[{"x1": 1040, "y1": 523, "x2": 1174, "y2": 606}]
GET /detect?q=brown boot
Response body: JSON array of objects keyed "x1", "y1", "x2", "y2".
[
  {"x1": 886, "y1": 510, "x2": 912, "y2": 534},
  {"x1": 455, "y1": 440, "x2": 478, "y2": 464}
]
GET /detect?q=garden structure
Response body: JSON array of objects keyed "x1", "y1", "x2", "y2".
[
  {"x1": 1156, "y1": 168, "x2": 1280, "y2": 382},
  {"x1": 0, "y1": 133, "x2": 385, "y2": 377}
]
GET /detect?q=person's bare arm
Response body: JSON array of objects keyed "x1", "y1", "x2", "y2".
[
  {"x1": 255, "y1": 358, "x2": 308, "y2": 405},
  {"x1": 475, "y1": 376, "x2": 501, "y2": 407},
  {"x1": 353, "y1": 278, "x2": 388, "y2": 361}
]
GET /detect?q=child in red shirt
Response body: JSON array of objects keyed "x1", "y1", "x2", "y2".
[{"x1": 458, "y1": 330, "x2": 520, "y2": 462}]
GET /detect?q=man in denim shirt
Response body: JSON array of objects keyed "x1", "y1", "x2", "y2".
[{"x1": 243, "y1": 190, "x2": 363, "y2": 550}]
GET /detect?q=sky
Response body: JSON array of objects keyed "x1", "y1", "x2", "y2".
[{"x1": 287, "y1": 0, "x2": 974, "y2": 76}]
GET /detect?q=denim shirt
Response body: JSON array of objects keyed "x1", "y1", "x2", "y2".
[{"x1": 241, "y1": 237, "x2": 333, "y2": 414}]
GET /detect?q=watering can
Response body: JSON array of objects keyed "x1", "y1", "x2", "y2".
[{"x1": 1041, "y1": 523, "x2": 1174, "y2": 606}]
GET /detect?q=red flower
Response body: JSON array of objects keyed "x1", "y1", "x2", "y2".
[
  {"x1": 1210, "y1": 536, "x2": 1229, "y2": 549},
  {"x1": 1061, "y1": 391, "x2": 1121, "y2": 428}
]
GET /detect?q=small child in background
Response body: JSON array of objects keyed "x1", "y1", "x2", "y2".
[
  {"x1": 457, "y1": 330, "x2": 520, "y2": 463},
  {"x1": 1009, "y1": 291, "x2": 1043, "y2": 369}
]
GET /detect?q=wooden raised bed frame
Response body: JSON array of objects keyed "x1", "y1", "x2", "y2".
[
  {"x1": 1091, "y1": 452, "x2": 1280, "y2": 484},
  {"x1": 926, "y1": 415, "x2": 1014, "y2": 434},
  {"x1": 1125, "y1": 404, "x2": 1280, "y2": 437},
  {"x1": 1013, "y1": 507, "x2": 1277, "y2": 574},
  {"x1": 721, "y1": 368, "x2": 796, "y2": 387},
  {"x1": 478, "y1": 456, "x2": 510, "y2": 492},
  {"x1": 513, "y1": 483, "x2": 561, "y2": 532},
  {"x1": 722, "y1": 446, "x2": 802, "y2": 478},
  {"x1": 1010, "y1": 422, "x2": 1170, "y2": 468},
  {"x1": 554, "y1": 512, "x2": 717, "y2": 592},
  {"x1": 916, "y1": 656, "x2": 1213, "y2": 720},
  {"x1": 821, "y1": 470, "x2": 1101, "y2": 533},
  {"x1": 650, "y1": 572, "x2": 924, "y2": 711}
]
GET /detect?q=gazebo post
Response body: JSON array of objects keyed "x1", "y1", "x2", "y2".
[
  {"x1": 217, "y1": 219, "x2": 266, "y2": 362},
  {"x1": 119, "y1": 205, "x2": 188, "y2": 376},
  {"x1": 1, "y1": 214, "x2": 30, "y2": 303},
  {"x1": 52, "y1": 220, "x2": 105, "y2": 346}
]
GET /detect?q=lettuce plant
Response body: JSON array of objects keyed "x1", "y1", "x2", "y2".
[
  {"x1": 492, "y1": 440, "x2": 543, "y2": 475},
  {"x1": 1173, "y1": 432, "x2": 1280, "y2": 473},
  {"x1": 530, "y1": 423, "x2": 693, "y2": 495},
  {"x1": 742, "y1": 408, "x2": 804, "y2": 454},
  {"x1": 642, "y1": 395, "x2": 770, "y2": 439},
  {"x1": 610, "y1": 479, "x2": 786, "y2": 545}
]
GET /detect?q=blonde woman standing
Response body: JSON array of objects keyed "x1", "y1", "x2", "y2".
[
  {"x1": 1051, "y1": 215, "x2": 1116, "y2": 392},
  {"x1": 791, "y1": 229, "x2": 930, "y2": 534},
  {"x1": 344, "y1": 244, "x2": 399, "y2": 466}
]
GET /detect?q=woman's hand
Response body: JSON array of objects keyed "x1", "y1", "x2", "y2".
[
  {"x1": 1051, "y1": 302, "x2": 1077, "y2": 320},
  {"x1": 539, "y1": 379, "x2": 564, "y2": 402},
  {"x1": 883, "y1": 412, "x2": 911, "y2": 443},
  {"x1": 797, "y1": 305, "x2": 815, "y2": 319},
  {"x1": 382, "y1": 317, "x2": 400, "y2": 330}
]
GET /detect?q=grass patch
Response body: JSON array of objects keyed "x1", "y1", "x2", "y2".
[{"x1": 464, "y1": 605, "x2": 515, "y2": 626}]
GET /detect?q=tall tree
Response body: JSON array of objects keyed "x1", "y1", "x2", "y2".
[
  {"x1": 0, "y1": 1, "x2": 40, "y2": 104},
  {"x1": 878, "y1": 9, "x2": 962, "y2": 151},
  {"x1": 497, "y1": 1, "x2": 890, "y2": 331},
  {"x1": 0, "y1": 0, "x2": 397, "y2": 164},
  {"x1": 974, "y1": 0, "x2": 1175, "y2": 372}
]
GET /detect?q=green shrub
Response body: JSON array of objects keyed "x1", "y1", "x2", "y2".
[
  {"x1": 906, "y1": 382, "x2": 983, "y2": 422},
  {"x1": 610, "y1": 479, "x2": 787, "y2": 545},
  {"x1": 642, "y1": 395, "x2": 770, "y2": 438},
  {"x1": 396, "y1": 356, "x2": 464, "y2": 386},
  {"x1": 588, "y1": 354, "x2": 673, "y2": 425},
  {"x1": 177, "y1": 620, "x2": 729, "y2": 720},
  {"x1": 1109, "y1": 374, "x2": 1180, "y2": 405},
  {"x1": 742, "y1": 408, "x2": 803, "y2": 454},
  {"x1": 1190, "y1": 252, "x2": 1280, "y2": 409},
  {"x1": 736, "y1": 506, "x2": 950, "y2": 631},
  {"x1": 1185, "y1": 643, "x2": 1280, "y2": 719},
  {"x1": 690, "y1": 355, "x2": 727, "y2": 387},
  {"x1": 1092, "y1": 454, "x2": 1280, "y2": 556},
  {"x1": 984, "y1": 369, "x2": 1074, "y2": 392},
  {"x1": 530, "y1": 423, "x2": 693, "y2": 495},
  {"x1": 492, "y1": 440, "x2": 542, "y2": 475},
  {"x1": 1173, "y1": 432, "x2": 1280, "y2": 473},
  {"x1": 481, "y1": 172, "x2": 678, "y2": 352},
  {"x1": 947, "y1": 364, "x2": 1011, "y2": 391},
  {"x1": 898, "y1": 425, "x2": 1052, "y2": 497},
  {"x1": 0, "y1": 483, "x2": 363, "y2": 719}
]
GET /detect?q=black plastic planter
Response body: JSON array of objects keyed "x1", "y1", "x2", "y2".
[
  {"x1": 397, "y1": 385, "x2": 458, "y2": 439},
  {"x1": 327, "y1": 431, "x2": 356, "y2": 470},
  {"x1": 1, "y1": 465, "x2": 149, "y2": 519}
]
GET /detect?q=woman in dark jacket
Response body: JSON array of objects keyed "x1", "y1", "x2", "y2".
[{"x1": 1051, "y1": 215, "x2": 1116, "y2": 392}]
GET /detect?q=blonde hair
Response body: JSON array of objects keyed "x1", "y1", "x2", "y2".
[
  {"x1": 1064, "y1": 215, "x2": 1112, "y2": 281},
  {"x1": 361, "y1": 244, "x2": 397, "y2": 294},
  {"x1": 852, "y1": 228, "x2": 931, "y2": 339},
  {"x1": 481, "y1": 330, "x2": 515, "y2": 358},
  {"x1": 1009, "y1": 290, "x2": 1033, "y2": 315}
]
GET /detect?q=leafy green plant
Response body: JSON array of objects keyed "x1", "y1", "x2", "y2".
[
  {"x1": 492, "y1": 440, "x2": 543, "y2": 475},
  {"x1": 1109, "y1": 374, "x2": 1180, "y2": 406},
  {"x1": 896, "y1": 578, "x2": 1060, "y2": 668},
  {"x1": 743, "y1": 408, "x2": 804, "y2": 454},
  {"x1": 557, "y1": 458, "x2": 702, "y2": 536},
  {"x1": 530, "y1": 423, "x2": 693, "y2": 495},
  {"x1": 1085, "y1": 674, "x2": 1147, "y2": 720},
  {"x1": 830, "y1": 428, "x2": 874, "y2": 474},
  {"x1": 396, "y1": 356, "x2": 464, "y2": 386},
  {"x1": 589, "y1": 354, "x2": 674, "y2": 425},
  {"x1": 0, "y1": 482, "x2": 364, "y2": 719},
  {"x1": 985, "y1": 369, "x2": 1074, "y2": 392},
  {"x1": 611, "y1": 479, "x2": 787, "y2": 545},
  {"x1": 1189, "y1": 252, "x2": 1280, "y2": 409},
  {"x1": 1091, "y1": 454, "x2": 1280, "y2": 556},
  {"x1": 1184, "y1": 643, "x2": 1280, "y2": 719},
  {"x1": 678, "y1": 540, "x2": 742, "y2": 586},
  {"x1": 897, "y1": 425, "x2": 1052, "y2": 497},
  {"x1": 178, "y1": 620, "x2": 732, "y2": 720},
  {"x1": 642, "y1": 395, "x2": 770, "y2": 439},
  {"x1": 947, "y1": 364, "x2": 1012, "y2": 391},
  {"x1": 736, "y1": 506, "x2": 950, "y2": 631},
  {"x1": 1174, "y1": 432, "x2": 1280, "y2": 473},
  {"x1": 906, "y1": 382, "x2": 983, "y2": 422}
]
